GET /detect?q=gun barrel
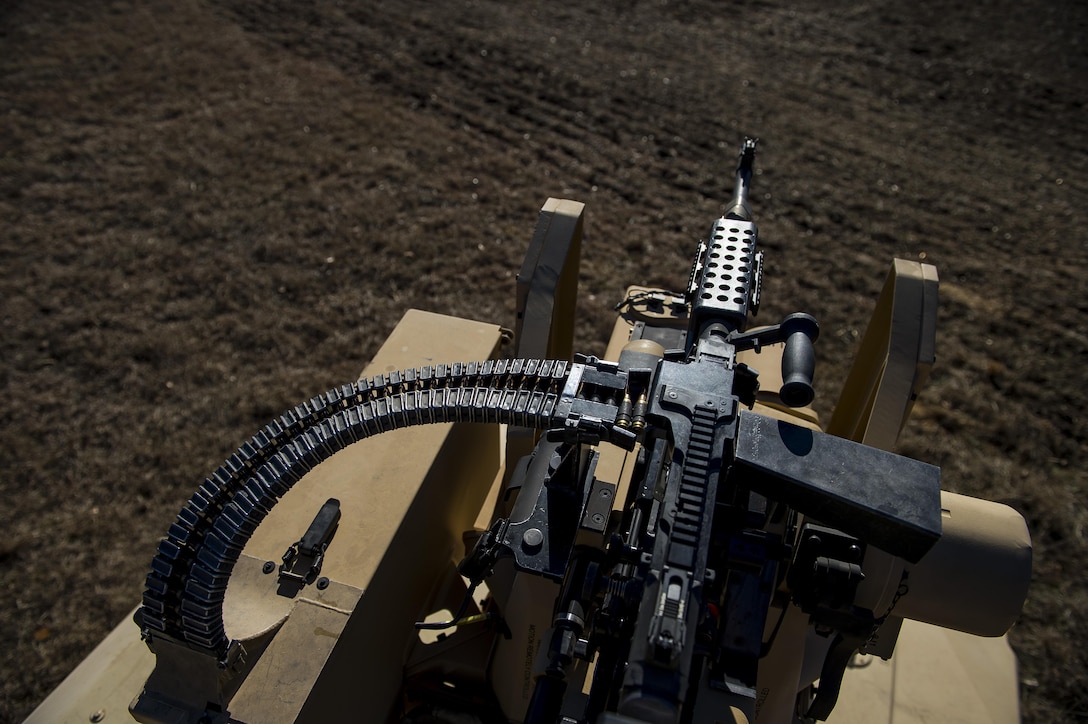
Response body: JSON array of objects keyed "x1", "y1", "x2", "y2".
[
  {"x1": 687, "y1": 138, "x2": 762, "y2": 336},
  {"x1": 725, "y1": 137, "x2": 757, "y2": 221}
]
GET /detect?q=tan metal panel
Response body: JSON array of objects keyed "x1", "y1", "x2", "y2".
[
  {"x1": 826, "y1": 260, "x2": 939, "y2": 450},
  {"x1": 829, "y1": 620, "x2": 1020, "y2": 724},
  {"x1": 230, "y1": 576, "x2": 361, "y2": 723}
]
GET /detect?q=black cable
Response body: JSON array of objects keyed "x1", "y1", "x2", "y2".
[{"x1": 414, "y1": 581, "x2": 482, "y2": 631}]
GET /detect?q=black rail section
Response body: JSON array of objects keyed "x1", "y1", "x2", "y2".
[{"x1": 138, "y1": 358, "x2": 572, "y2": 658}]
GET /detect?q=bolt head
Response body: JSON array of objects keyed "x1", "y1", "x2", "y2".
[{"x1": 522, "y1": 527, "x2": 544, "y2": 550}]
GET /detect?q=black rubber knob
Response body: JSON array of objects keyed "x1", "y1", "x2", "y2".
[{"x1": 779, "y1": 313, "x2": 819, "y2": 408}]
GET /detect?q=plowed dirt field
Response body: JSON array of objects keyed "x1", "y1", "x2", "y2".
[{"x1": 2, "y1": 0, "x2": 1086, "y2": 721}]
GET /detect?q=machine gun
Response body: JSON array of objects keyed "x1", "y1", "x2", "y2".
[
  {"x1": 442, "y1": 140, "x2": 1017, "y2": 723},
  {"x1": 28, "y1": 142, "x2": 1031, "y2": 724}
]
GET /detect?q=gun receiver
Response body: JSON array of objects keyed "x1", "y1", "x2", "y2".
[{"x1": 449, "y1": 141, "x2": 941, "y2": 722}]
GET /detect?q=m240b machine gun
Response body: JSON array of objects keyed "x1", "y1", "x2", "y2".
[{"x1": 29, "y1": 141, "x2": 1032, "y2": 724}]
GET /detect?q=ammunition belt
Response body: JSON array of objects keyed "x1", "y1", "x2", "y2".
[{"x1": 138, "y1": 358, "x2": 571, "y2": 657}]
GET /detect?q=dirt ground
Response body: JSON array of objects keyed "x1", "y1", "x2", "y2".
[{"x1": 2, "y1": 0, "x2": 1085, "y2": 721}]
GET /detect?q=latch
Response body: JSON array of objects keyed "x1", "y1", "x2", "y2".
[{"x1": 278, "y1": 498, "x2": 341, "y2": 591}]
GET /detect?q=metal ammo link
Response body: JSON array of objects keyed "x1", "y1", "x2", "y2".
[{"x1": 139, "y1": 358, "x2": 572, "y2": 657}]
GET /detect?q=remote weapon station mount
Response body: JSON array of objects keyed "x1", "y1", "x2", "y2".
[{"x1": 31, "y1": 141, "x2": 1031, "y2": 724}]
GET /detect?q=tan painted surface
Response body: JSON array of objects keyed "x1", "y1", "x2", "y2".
[
  {"x1": 230, "y1": 577, "x2": 361, "y2": 722},
  {"x1": 830, "y1": 620, "x2": 1020, "y2": 724}
]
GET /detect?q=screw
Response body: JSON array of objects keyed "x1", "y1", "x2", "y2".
[
  {"x1": 316, "y1": 577, "x2": 330, "y2": 590},
  {"x1": 522, "y1": 527, "x2": 544, "y2": 551},
  {"x1": 90, "y1": 711, "x2": 105, "y2": 723},
  {"x1": 262, "y1": 561, "x2": 275, "y2": 574},
  {"x1": 591, "y1": 513, "x2": 605, "y2": 525}
]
